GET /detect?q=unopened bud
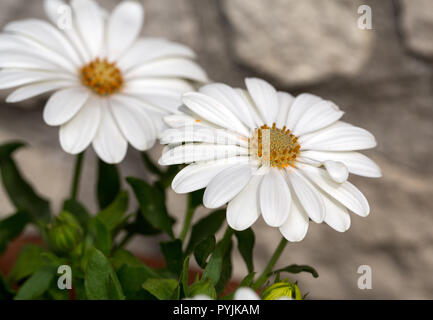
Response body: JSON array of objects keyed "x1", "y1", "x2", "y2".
[
  {"x1": 261, "y1": 280, "x2": 302, "y2": 300},
  {"x1": 48, "y1": 211, "x2": 83, "y2": 252}
]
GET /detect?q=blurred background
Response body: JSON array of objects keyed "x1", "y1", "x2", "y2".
[{"x1": 1, "y1": 0, "x2": 433, "y2": 299}]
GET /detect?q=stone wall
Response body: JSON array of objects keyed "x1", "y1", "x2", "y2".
[{"x1": 0, "y1": 0, "x2": 433, "y2": 299}]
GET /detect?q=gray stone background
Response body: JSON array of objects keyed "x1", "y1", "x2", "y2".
[{"x1": 0, "y1": 0, "x2": 433, "y2": 299}]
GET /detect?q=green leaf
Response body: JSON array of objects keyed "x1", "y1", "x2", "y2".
[
  {"x1": 235, "y1": 228, "x2": 255, "y2": 273},
  {"x1": 97, "y1": 191, "x2": 128, "y2": 232},
  {"x1": 88, "y1": 218, "x2": 111, "y2": 256},
  {"x1": 180, "y1": 256, "x2": 190, "y2": 297},
  {"x1": 142, "y1": 278, "x2": 178, "y2": 300},
  {"x1": 47, "y1": 283, "x2": 70, "y2": 300},
  {"x1": 111, "y1": 249, "x2": 144, "y2": 270},
  {"x1": 0, "y1": 147, "x2": 51, "y2": 224},
  {"x1": 72, "y1": 279, "x2": 87, "y2": 300},
  {"x1": 0, "y1": 211, "x2": 29, "y2": 254},
  {"x1": 84, "y1": 248, "x2": 125, "y2": 300},
  {"x1": 8, "y1": 245, "x2": 47, "y2": 283},
  {"x1": 127, "y1": 177, "x2": 174, "y2": 238},
  {"x1": 62, "y1": 199, "x2": 90, "y2": 227},
  {"x1": 97, "y1": 160, "x2": 120, "y2": 210},
  {"x1": 186, "y1": 210, "x2": 226, "y2": 254},
  {"x1": 125, "y1": 210, "x2": 161, "y2": 236},
  {"x1": 14, "y1": 265, "x2": 57, "y2": 300},
  {"x1": 194, "y1": 235, "x2": 215, "y2": 268},
  {"x1": 271, "y1": 264, "x2": 319, "y2": 278},
  {"x1": 40, "y1": 252, "x2": 66, "y2": 266},
  {"x1": 189, "y1": 278, "x2": 217, "y2": 299},
  {"x1": 117, "y1": 265, "x2": 158, "y2": 300},
  {"x1": 160, "y1": 239, "x2": 183, "y2": 276},
  {"x1": 215, "y1": 239, "x2": 233, "y2": 294},
  {"x1": 0, "y1": 141, "x2": 25, "y2": 159},
  {"x1": 0, "y1": 273, "x2": 14, "y2": 300},
  {"x1": 202, "y1": 228, "x2": 233, "y2": 287}
]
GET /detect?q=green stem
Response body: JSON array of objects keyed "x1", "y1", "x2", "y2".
[
  {"x1": 180, "y1": 194, "x2": 196, "y2": 242},
  {"x1": 70, "y1": 152, "x2": 85, "y2": 201},
  {"x1": 252, "y1": 237, "x2": 288, "y2": 290}
]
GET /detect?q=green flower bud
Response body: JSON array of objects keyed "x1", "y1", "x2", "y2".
[
  {"x1": 48, "y1": 211, "x2": 83, "y2": 252},
  {"x1": 261, "y1": 280, "x2": 303, "y2": 300}
]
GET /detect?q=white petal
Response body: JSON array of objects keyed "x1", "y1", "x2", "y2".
[
  {"x1": 92, "y1": 107, "x2": 128, "y2": 164},
  {"x1": 158, "y1": 143, "x2": 248, "y2": 165},
  {"x1": 286, "y1": 169, "x2": 325, "y2": 223},
  {"x1": 323, "y1": 160, "x2": 349, "y2": 183},
  {"x1": 299, "y1": 122, "x2": 377, "y2": 151},
  {"x1": 199, "y1": 83, "x2": 256, "y2": 129},
  {"x1": 322, "y1": 193, "x2": 351, "y2": 232},
  {"x1": 0, "y1": 34, "x2": 76, "y2": 73},
  {"x1": 293, "y1": 100, "x2": 344, "y2": 136},
  {"x1": 125, "y1": 58, "x2": 208, "y2": 83},
  {"x1": 172, "y1": 157, "x2": 249, "y2": 193},
  {"x1": 0, "y1": 70, "x2": 74, "y2": 90},
  {"x1": 300, "y1": 150, "x2": 382, "y2": 178},
  {"x1": 275, "y1": 91, "x2": 294, "y2": 128},
  {"x1": 107, "y1": 1, "x2": 144, "y2": 61},
  {"x1": 245, "y1": 78, "x2": 279, "y2": 124},
  {"x1": 235, "y1": 88, "x2": 264, "y2": 128},
  {"x1": 146, "y1": 110, "x2": 167, "y2": 138},
  {"x1": 118, "y1": 39, "x2": 195, "y2": 72},
  {"x1": 160, "y1": 126, "x2": 248, "y2": 147},
  {"x1": 298, "y1": 164, "x2": 370, "y2": 217},
  {"x1": 139, "y1": 94, "x2": 182, "y2": 113},
  {"x1": 234, "y1": 288, "x2": 260, "y2": 300},
  {"x1": 44, "y1": 0, "x2": 65, "y2": 21},
  {"x1": 0, "y1": 52, "x2": 67, "y2": 72},
  {"x1": 5, "y1": 19, "x2": 81, "y2": 66},
  {"x1": 164, "y1": 114, "x2": 210, "y2": 129},
  {"x1": 71, "y1": 0, "x2": 104, "y2": 58},
  {"x1": 227, "y1": 174, "x2": 263, "y2": 231},
  {"x1": 59, "y1": 96, "x2": 101, "y2": 154},
  {"x1": 203, "y1": 164, "x2": 254, "y2": 208},
  {"x1": 43, "y1": 87, "x2": 90, "y2": 126},
  {"x1": 6, "y1": 80, "x2": 76, "y2": 103},
  {"x1": 123, "y1": 78, "x2": 194, "y2": 96},
  {"x1": 182, "y1": 92, "x2": 249, "y2": 136},
  {"x1": 286, "y1": 93, "x2": 322, "y2": 130},
  {"x1": 260, "y1": 169, "x2": 291, "y2": 227},
  {"x1": 44, "y1": 0, "x2": 90, "y2": 62},
  {"x1": 279, "y1": 197, "x2": 309, "y2": 242},
  {"x1": 110, "y1": 96, "x2": 156, "y2": 151}
]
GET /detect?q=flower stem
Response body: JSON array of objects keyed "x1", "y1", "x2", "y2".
[
  {"x1": 252, "y1": 237, "x2": 288, "y2": 290},
  {"x1": 70, "y1": 152, "x2": 85, "y2": 201},
  {"x1": 180, "y1": 194, "x2": 195, "y2": 242}
]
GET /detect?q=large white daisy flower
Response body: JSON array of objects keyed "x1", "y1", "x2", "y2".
[
  {"x1": 159, "y1": 78, "x2": 381, "y2": 241},
  {"x1": 0, "y1": 0, "x2": 207, "y2": 163}
]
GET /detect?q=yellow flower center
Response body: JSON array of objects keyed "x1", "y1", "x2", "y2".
[
  {"x1": 80, "y1": 58, "x2": 123, "y2": 96},
  {"x1": 249, "y1": 123, "x2": 300, "y2": 169}
]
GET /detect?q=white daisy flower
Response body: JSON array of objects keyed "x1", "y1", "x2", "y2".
[
  {"x1": 159, "y1": 78, "x2": 381, "y2": 241},
  {"x1": 0, "y1": 0, "x2": 207, "y2": 163}
]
